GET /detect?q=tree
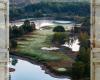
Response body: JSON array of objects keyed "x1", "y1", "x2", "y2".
[
  {"x1": 21, "y1": 20, "x2": 34, "y2": 33},
  {"x1": 11, "y1": 25, "x2": 21, "y2": 38},
  {"x1": 53, "y1": 26, "x2": 65, "y2": 32},
  {"x1": 71, "y1": 61, "x2": 85, "y2": 80},
  {"x1": 73, "y1": 26, "x2": 81, "y2": 33},
  {"x1": 31, "y1": 22, "x2": 36, "y2": 30},
  {"x1": 10, "y1": 39, "x2": 17, "y2": 49},
  {"x1": 81, "y1": 17, "x2": 90, "y2": 35},
  {"x1": 75, "y1": 32, "x2": 90, "y2": 79},
  {"x1": 76, "y1": 47, "x2": 90, "y2": 78},
  {"x1": 77, "y1": 47, "x2": 88, "y2": 63},
  {"x1": 18, "y1": 26, "x2": 25, "y2": 35},
  {"x1": 34, "y1": 10, "x2": 44, "y2": 18},
  {"x1": 79, "y1": 32, "x2": 90, "y2": 48},
  {"x1": 52, "y1": 32, "x2": 68, "y2": 45}
]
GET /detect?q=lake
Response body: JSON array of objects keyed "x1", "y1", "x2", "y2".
[{"x1": 10, "y1": 56, "x2": 71, "y2": 80}]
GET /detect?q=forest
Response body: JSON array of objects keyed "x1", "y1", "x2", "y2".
[{"x1": 10, "y1": 2, "x2": 90, "y2": 20}]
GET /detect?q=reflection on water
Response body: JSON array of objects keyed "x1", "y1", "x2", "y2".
[
  {"x1": 11, "y1": 57, "x2": 18, "y2": 66},
  {"x1": 10, "y1": 57, "x2": 70, "y2": 80}
]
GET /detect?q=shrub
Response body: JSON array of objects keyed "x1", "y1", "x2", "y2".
[
  {"x1": 52, "y1": 32, "x2": 67, "y2": 45},
  {"x1": 71, "y1": 61, "x2": 85, "y2": 80},
  {"x1": 10, "y1": 39, "x2": 17, "y2": 48},
  {"x1": 10, "y1": 25, "x2": 22, "y2": 38},
  {"x1": 21, "y1": 20, "x2": 35, "y2": 33},
  {"x1": 53, "y1": 26, "x2": 65, "y2": 32}
]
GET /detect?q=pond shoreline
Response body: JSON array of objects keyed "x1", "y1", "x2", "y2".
[{"x1": 10, "y1": 53, "x2": 71, "y2": 79}]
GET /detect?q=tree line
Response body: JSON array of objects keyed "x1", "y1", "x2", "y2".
[
  {"x1": 10, "y1": 20, "x2": 36, "y2": 49},
  {"x1": 10, "y1": 2, "x2": 90, "y2": 20}
]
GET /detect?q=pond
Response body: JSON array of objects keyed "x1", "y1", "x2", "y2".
[{"x1": 10, "y1": 56, "x2": 71, "y2": 80}]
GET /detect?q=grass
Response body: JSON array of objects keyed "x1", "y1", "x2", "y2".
[
  {"x1": 16, "y1": 30, "x2": 61, "y2": 61},
  {"x1": 15, "y1": 29, "x2": 74, "y2": 71}
]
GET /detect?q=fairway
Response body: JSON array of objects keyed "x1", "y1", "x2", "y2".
[{"x1": 17, "y1": 29, "x2": 72, "y2": 61}]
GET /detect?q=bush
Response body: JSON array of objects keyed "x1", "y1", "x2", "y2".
[
  {"x1": 21, "y1": 20, "x2": 36, "y2": 33},
  {"x1": 10, "y1": 39, "x2": 17, "y2": 48},
  {"x1": 71, "y1": 61, "x2": 85, "y2": 80},
  {"x1": 31, "y1": 22, "x2": 36, "y2": 30},
  {"x1": 53, "y1": 26, "x2": 65, "y2": 32},
  {"x1": 74, "y1": 31, "x2": 90, "y2": 79},
  {"x1": 10, "y1": 25, "x2": 22, "y2": 38},
  {"x1": 52, "y1": 32, "x2": 67, "y2": 45}
]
